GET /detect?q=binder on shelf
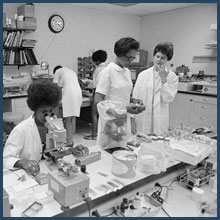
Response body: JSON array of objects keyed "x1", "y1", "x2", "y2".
[
  {"x1": 8, "y1": 32, "x2": 15, "y2": 47},
  {"x1": 12, "y1": 31, "x2": 20, "y2": 47},
  {"x1": 14, "y1": 50, "x2": 21, "y2": 64},
  {"x1": 17, "y1": 31, "x2": 24, "y2": 47},
  {"x1": 22, "y1": 50, "x2": 28, "y2": 64},
  {"x1": 3, "y1": 30, "x2": 8, "y2": 44},
  {"x1": 20, "y1": 50, "x2": 24, "y2": 64},
  {"x1": 5, "y1": 50, "x2": 11, "y2": 64},
  {"x1": 28, "y1": 48, "x2": 38, "y2": 64},
  {"x1": 4, "y1": 32, "x2": 12, "y2": 47},
  {"x1": 24, "y1": 49, "x2": 32, "y2": 64},
  {"x1": 9, "y1": 50, "x2": 14, "y2": 64}
]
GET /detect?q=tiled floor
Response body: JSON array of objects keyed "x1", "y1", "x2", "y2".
[{"x1": 73, "y1": 119, "x2": 97, "y2": 148}]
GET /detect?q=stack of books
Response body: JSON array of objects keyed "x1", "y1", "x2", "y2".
[{"x1": 22, "y1": 39, "x2": 37, "y2": 47}]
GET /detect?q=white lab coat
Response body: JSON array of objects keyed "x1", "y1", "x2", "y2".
[
  {"x1": 53, "y1": 67, "x2": 82, "y2": 117},
  {"x1": 3, "y1": 116, "x2": 42, "y2": 170},
  {"x1": 96, "y1": 62, "x2": 133, "y2": 146},
  {"x1": 133, "y1": 66, "x2": 178, "y2": 135},
  {"x1": 96, "y1": 62, "x2": 133, "y2": 106}
]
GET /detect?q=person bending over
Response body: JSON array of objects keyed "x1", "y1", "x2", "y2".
[{"x1": 53, "y1": 66, "x2": 82, "y2": 146}]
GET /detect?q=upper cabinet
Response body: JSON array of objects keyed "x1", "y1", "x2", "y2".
[
  {"x1": 210, "y1": 23, "x2": 217, "y2": 31},
  {"x1": 192, "y1": 24, "x2": 217, "y2": 63},
  {"x1": 205, "y1": 24, "x2": 217, "y2": 50}
]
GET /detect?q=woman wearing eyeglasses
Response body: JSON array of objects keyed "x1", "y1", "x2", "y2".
[
  {"x1": 94, "y1": 37, "x2": 144, "y2": 146},
  {"x1": 132, "y1": 42, "x2": 178, "y2": 135},
  {"x1": 94, "y1": 37, "x2": 140, "y2": 113}
]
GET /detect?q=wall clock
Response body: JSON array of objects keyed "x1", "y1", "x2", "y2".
[{"x1": 48, "y1": 14, "x2": 64, "y2": 33}]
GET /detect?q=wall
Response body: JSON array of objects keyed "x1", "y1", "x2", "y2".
[
  {"x1": 140, "y1": 3, "x2": 217, "y2": 75},
  {"x1": 3, "y1": 3, "x2": 141, "y2": 77},
  {"x1": 3, "y1": 3, "x2": 217, "y2": 77}
]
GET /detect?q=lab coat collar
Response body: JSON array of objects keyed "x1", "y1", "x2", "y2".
[
  {"x1": 98, "y1": 63, "x2": 106, "y2": 68},
  {"x1": 26, "y1": 115, "x2": 36, "y2": 127},
  {"x1": 26, "y1": 115, "x2": 41, "y2": 142},
  {"x1": 109, "y1": 62, "x2": 125, "y2": 72}
]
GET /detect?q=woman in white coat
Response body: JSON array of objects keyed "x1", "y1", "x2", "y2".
[
  {"x1": 94, "y1": 37, "x2": 141, "y2": 112},
  {"x1": 3, "y1": 82, "x2": 88, "y2": 176},
  {"x1": 132, "y1": 42, "x2": 178, "y2": 135},
  {"x1": 53, "y1": 66, "x2": 82, "y2": 146},
  {"x1": 94, "y1": 37, "x2": 145, "y2": 148}
]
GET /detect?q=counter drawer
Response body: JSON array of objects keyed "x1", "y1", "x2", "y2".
[
  {"x1": 190, "y1": 114, "x2": 216, "y2": 128},
  {"x1": 193, "y1": 102, "x2": 217, "y2": 116},
  {"x1": 194, "y1": 96, "x2": 217, "y2": 105}
]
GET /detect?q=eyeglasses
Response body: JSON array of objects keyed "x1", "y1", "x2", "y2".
[{"x1": 124, "y1": 55, "x2": 136, "y2": 61}]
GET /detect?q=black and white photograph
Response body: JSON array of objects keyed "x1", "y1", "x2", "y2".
[{"x1": 3, "y1": 2, "x2": 217, "y2": 217}]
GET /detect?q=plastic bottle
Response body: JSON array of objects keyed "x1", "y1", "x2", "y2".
[{"x1": 133, "y1": 192, "x2": 141, "y2": 209}]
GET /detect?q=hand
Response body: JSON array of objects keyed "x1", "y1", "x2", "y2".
[
  {"x1": 130, "y1": 97, "x2": 143, "y2": 105},
  {"x1": 71, "y1": 144, "x2": 89, "y2": 156},
  {"x1": 126, "y1": 104, "x2": 145, "y2": 114},
  {"x1": 17, "y1": 159, "x2": 40, "y2": 176},
  {"x1": 157, "y1": 65, "x2": 168, "y2": 84}
]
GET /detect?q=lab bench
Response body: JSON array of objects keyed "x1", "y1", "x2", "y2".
[{"x1": 3, "y1": 144, "x2": 217, "y2": 217}]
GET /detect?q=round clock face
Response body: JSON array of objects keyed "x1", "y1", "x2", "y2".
[{"x1": 48, "y1": 15, "x2": 64, "y2": 33}]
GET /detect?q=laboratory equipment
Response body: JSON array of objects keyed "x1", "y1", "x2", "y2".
[{"x1": 48, "y1": 163, "x2": 90, "y2": 208}]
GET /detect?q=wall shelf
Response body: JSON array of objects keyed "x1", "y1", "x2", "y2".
[
  {"x1": 210, "y1": 24, "x2": 217, "y2": 31},
  {"x1": 3, "y1": 27, "x2": 35, "y2": 32},
  {"x1": 192, "y1": 55, "x2": 217, "y2": 63}
]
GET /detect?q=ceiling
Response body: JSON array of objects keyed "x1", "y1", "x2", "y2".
[{"x1": 65, "y1": 3, "x2": 201, "y2": 16}]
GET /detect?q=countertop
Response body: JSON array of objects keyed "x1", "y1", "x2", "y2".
[
  {"x1": 3, "y1": 92, "x2": 93, "y2": 105},
  {"x1": 3, "y1": 90, "x2": 217, "y2": 99},
  {"x1": 3, "y1": 143, "x2": 217, "y2": 217},
  {"x1": 178, "y1": 90, "x2": 217, "y2": 97},
  {"x1": 3, "y1": 91, "x2": 28, "y2": 99}
]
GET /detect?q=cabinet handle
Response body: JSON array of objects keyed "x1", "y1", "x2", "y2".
[{"x1": 189, "y1": 99, "x2": 193, "y2": 102}]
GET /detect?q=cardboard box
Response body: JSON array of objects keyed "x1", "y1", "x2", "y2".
[
  {"x1": 11, "y1": 18, "x2": 16, "y2": 29},
  {"x1": 17, "y1": 4, "x2": 35, "y2": 18},
  {"x1": 25, "y1": 17, "x2": 37, "y2": 30},
  {"x1": 3, "y1": 12, "x2": 6, "y2": 28},
  {"x1": 16, "y1": 20, "x2": 25, "y2": 29}
]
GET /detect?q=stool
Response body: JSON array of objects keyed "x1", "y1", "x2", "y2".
[{"x1": 3, "y1": 112, "x2": 25, "y2": 135}]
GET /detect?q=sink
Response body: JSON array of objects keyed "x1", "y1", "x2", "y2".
[{"x1": 178, "y1": 82, "x2": 193, "y2": 92}]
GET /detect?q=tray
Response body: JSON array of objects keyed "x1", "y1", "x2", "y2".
[{"x1": 179, "y1": 166, "x2": 215, "y2": 189}]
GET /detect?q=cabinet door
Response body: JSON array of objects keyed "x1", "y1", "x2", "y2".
[
  {"x1": 189, "y1": 95, "x2": 217, "y2": 133},
  {"x1": 169, "y1": 93, "x2": 194, "y2": 128},
  {"x1": 12, "y1": 97, "x2": 33, "y2": 120}
]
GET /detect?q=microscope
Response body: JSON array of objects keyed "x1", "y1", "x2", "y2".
[
  {"x1": 45, "y1": 114, "x2": 66, "y2": 150},
  {"x1": 44, "y1": 114, "x2": 90, "y2": 208},
  {"x1": 43, "y1": 114, "x2": 71, "y2": 162}
]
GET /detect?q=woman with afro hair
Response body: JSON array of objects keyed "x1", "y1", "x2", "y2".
[{"x1": 3, "y1": 81, "x2": 88, "y2": 176}]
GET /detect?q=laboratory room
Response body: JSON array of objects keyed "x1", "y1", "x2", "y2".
[{"x1": 3, "y1": 2, "x2": 217, "y2": 218}]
